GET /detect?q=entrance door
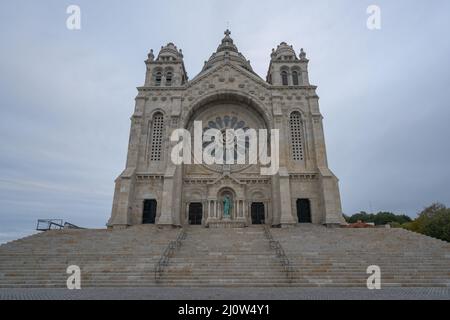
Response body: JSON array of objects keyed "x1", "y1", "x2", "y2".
[
  {"x1": 251, "y1": 202, "x2": 265, "y2": 225},
  {"x1": 296, "y1": 199, "x2": 311, "y2": 223},
  {"x1": 143, "y1": 200, "x2": 157, "y2": 224},
  {"x1": 189, "y1": 203, "x2": 203, "y2": 225}
]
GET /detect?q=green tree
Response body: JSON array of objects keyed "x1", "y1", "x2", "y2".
[
  {"x1": 373, "y1": 212, "x2": 411, "y2": 225},
  {"x1": 403, "y1": 203, "x2": 450, "y2": 242},
  {"x1": 422, "y1": 211, "x2": 450, "y2": 242},
  {"x1": 346, "y1": 211, "x2": 411, "y2": 226}
]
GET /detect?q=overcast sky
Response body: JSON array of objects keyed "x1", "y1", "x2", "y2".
[{"x1": 0, "y1": 0, "x2": 449, "y2": 243}]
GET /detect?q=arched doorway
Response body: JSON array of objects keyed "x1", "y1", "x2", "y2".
[
  {"x1": 296, "y1": 199, "x2": 311, "y2": 223},
  {"x1": 143, "y1": 200, "x2": 157, "y2": 224},
  {"x1": 188, "y1": 203, "x2": 203, "y2": 225},
  {"x1": 251, "y1": 202, "x2": 265, "y2": 224}
]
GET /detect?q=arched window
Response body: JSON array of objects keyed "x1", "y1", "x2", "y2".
[
  {"x1": 289, "y1": 111, "x2": 304, "y2": 161},
  {"x1": 292, "y1": 71, "x2": 299, "y2": 86},
  {"x1": 155, "y1": 72, "x2": 162, "y2": 86},
  {"x1": 281, "y1": 71, "x2": 288, "y2": 86},
  {"x1": 149, "y1": 113, "x2": 164, "y2": 161},
  {"x1": 165, "y1": 71, "x2": 173, "y2": 86}
]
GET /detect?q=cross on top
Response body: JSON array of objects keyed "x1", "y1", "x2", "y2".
[{"x1": 224, "y1": 29, "x2": 231, "y2": 37}]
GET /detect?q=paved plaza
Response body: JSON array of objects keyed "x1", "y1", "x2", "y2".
[{"x1": 0, "y1": 287, "x2": 449, "y2": 300}]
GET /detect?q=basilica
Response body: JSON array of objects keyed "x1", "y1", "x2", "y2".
[{"x1": 108, "y1": 30, "x2": 345, "y2": 229}]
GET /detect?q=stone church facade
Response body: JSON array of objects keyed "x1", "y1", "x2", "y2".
[{"x1": 108, "y1": 30, "x2": 345, "y2": 229}]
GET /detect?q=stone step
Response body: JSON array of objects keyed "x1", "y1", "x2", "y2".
[
  {"x1": 0, "y1": 225, "x2": 448, "y2": 288},
  {"x1": 0, "y1": 281, "x2": 448, "y2": 289},
  {"x1": 1, "y1": 272, "x2": 448, "y2": 279}
]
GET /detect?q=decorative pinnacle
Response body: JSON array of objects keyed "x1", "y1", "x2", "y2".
[
  {"x1": 147, "y1": 49, "x2": 154, "y2": 61},
  {"x1": 300, "y1": 48, "x2": 307, "y2": 60},
  {"x1": 224, "y1": 29, "x2": 231, "y2": 37}
]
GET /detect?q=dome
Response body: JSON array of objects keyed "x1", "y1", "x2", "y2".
[
  {"x1": 216, "y1": 30, "x2": 239, "y2": 53},
  {"x1": 157, "y1": 43, "x2": 183, "y2": 61},
  {"x1": 200, "y1": 30, "x2": 255, "y2": 74},
  {"x1": 271, "y1": 42, "x2": 298, "y2": 61}
]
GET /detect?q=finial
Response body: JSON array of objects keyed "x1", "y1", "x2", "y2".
[{"x1": 224, "y1": 29, "x2": 231, "y2": 37}]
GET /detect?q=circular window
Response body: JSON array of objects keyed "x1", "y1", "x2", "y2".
[{"x1": 187, "y1": 103, "x2": 267, "y2": 173}]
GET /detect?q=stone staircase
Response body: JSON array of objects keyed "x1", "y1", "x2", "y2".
[
  {"x1": 0, "y1": 224, "x2": 449, "y2": 288},
  {"x1": 272, "y1": 225, "x2": 450, "y2": 287},
  {"x1": 0, "y1": 225, "x2": 179, "y2": 288},
  {"x1": 158, "y1": 226, "x2": 289, "y2": 287}
]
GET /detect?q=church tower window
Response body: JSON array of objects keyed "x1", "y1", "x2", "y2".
[
  {"x1": 155, "y1": 72, "x2": 162, "y2": 86},
  {"x1": 165, "y1": 71, "x2": 173, "y2": 86},
  {"x1": 290, "y1": 111, "x2": 304, "y2": 161},
  {"x1": 281, "y1": 71, "x2": 288, "y2": 86},
  {"x1": 292, "y1": 71, "x2": 299, "y2": 86},
  {"x1": 149, "y1": 113, "x2": 164, "y2": 161}
]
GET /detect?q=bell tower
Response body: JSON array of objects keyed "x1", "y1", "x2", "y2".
[
  {"x1": 266, "y1": 42, "x2": 310, "y2": 86},
  {"x1": 144, "y1": 43, "x2": 188, "y2": 87}
]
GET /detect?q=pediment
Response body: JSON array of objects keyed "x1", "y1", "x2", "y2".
[
  {"x1": 209, "y1": 173, "x2": 244, "y2": 186},
  {"x1": 185, "y1": 62, "x2": 271, "y2": 99}
]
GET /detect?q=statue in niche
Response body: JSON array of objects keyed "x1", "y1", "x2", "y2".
[{"x1": 223, "y1": 195, "x2": 232, "y2": 219}]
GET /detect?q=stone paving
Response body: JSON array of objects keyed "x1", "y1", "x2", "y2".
[{"x1": 0, "y1": 287, "x2": 449, "y2": 300}]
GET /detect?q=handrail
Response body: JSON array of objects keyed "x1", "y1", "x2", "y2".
[
  {"x1": 154, "y1": 228, "x2": 187, "y2": 282},
  {"x1": 36, "y1": 219, "x2": 84, "y2": 231},
  {"x1": 64, "y1": 222, "x2": 84, "y2": 229},
  {"x1": 36, "y1": 219, "x2": 64, "y2": 231},
  {"x1": 264, "y1": 226, "x2": 293, "y2": 282}
]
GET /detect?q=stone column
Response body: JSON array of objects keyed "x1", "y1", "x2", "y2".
[
  {"x1": 264, "y1": 201, "x2": 268, "y2": 224},
  {"x1": 278, "y1": 167, "x2": 296, "y2": 226},
  {"x1": 157, "y1": 166, "x2": 179, "y2": 225},
  {"x1": 238, "y1": 200, "x2": 241, "y2": 218},
  {"x1": 208, "y1": 200, "x2": 211, "y2": 219},
  {"x1": 237, "y1": 200, "x2": 245, "y2": 220},
  {"x1": 217, "y1": 200, "x2": 221, "y2": 219},
  {"x1": 268, "y1": 201, "x2": 272, "y2": 225},
  {"x1": 206, "y1": 199, "x2": 218, "y2": 225},
  {"x1": 245, "y1": 200, "x2": 248, "y2": 219},
  {"x1": 203, "y1": 200, "x2": 207, "y2": 220}
]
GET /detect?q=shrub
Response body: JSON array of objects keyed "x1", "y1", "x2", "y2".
[
  {"x1": 346, "y1": 211, "x2": 411, "y2": 226},
  {"x1": 402, "y1": 203, "x2": 450, "y2": 242}
]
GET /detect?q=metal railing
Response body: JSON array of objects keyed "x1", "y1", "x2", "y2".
[
  {"x1": 154, "y1": 228, "x2": 187, "y2": 282},
  {"x1": 36, "y1": 219, "x2": 84, "y2": 231},
  {"x1": 36, "y1": 219, "x2": 64, "y2": 231},
  {"x1": 64, "y1": 222, "x2": 84, "y2": 229},
  {"x1": 264, "y1": 226, "x2": 293, "y2": 282}
]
